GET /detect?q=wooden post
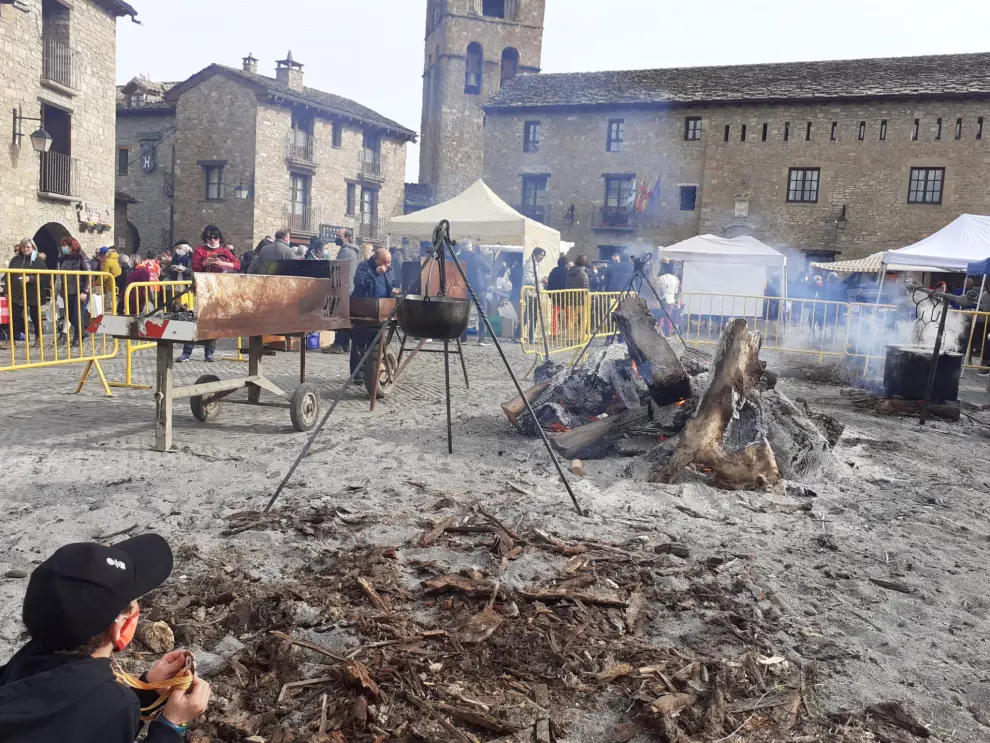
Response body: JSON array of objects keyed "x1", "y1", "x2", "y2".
[
  {"x1": 247, "y1": 336, "x2": 263, "y2": 404},
  {"x1": 154, "y1": 342, "x2": 174, "y2": 452}
]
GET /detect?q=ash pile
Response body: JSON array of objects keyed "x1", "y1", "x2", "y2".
[{"x1": 504, "y1": 298, "x2": 844, "y2": 489}]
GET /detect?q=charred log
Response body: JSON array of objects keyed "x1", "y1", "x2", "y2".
[
  {"x1": 550, "y1": 400, "x2": 693, "y2": 460},
  {"x1": 652, "y1": 320, "x2": 781, "y2": 489},
  {"x1": 613, "y1": 298, "x2": 692, "y2": 407}
]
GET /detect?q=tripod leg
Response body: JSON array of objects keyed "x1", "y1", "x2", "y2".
[
  {"x1": 456, "y1": 337, "x2": 470, "y2": 388},
  {"x1": 444, "y1": 338, "x2": 453, "y2": 453},
  {"x1": 441, "y1": 236, "x2": 584, "y2": 516}
]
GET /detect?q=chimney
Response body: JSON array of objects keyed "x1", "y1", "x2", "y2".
[
  {"x1": 242, "y1": 53, "x2": 258, "y2": 74},
  {"x1": 275, "y1": 51, "x2": 304, "y2": 91}
]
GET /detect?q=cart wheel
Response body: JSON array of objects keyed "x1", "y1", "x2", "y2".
[
  {"x1": 364, "y1": 350, "x2": 397, "y2": 399},
  {"x1": 290, "y1": 382, "x2": 321, "y2": 432},
  {"x1": 190, "y1": 374, "x2": 222, "y2": 422}
]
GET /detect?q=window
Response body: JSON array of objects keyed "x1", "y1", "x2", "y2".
[
  {"x1": 936, "y1": 118, "x2": 942, "y2": 140},
  {"x1": 784, "y1": 122, "x2": 790, "y2": 141},
  {"x1": 723, "y1": 125, "x2": 729, "y2": 142},
  {"x1": 830, "y1": 122, "x2": 837, "y2": 141},
  {"x1": 128, "y1": 93, "x2": 144, "y2": 107},
  {"x1": 117, "y1": 147, "x2": 129, "y2": 176},
  {"x1": 482, "y1": 0, "x2": 505, "y2": 17},
  {"x1": 679, "y1": 185, "x2": 697, "y2": 211},
  {"x1": 361, "y1": 186, "x2": 379, "y2": 222},
  {"x1": 521, "y1": 175, "x2": 548, "y2": 222},
  {"x1": 858, "y1": 121, "x2": 866, "y2": 141},
  {"x1": 684, "y1": 117, "x2": 702, "y2": 141},
  {"x1": 912, "y1": 119, "x2": 920, "y2": 141},
  {"x1": 908, "y1": 167, "x2": 944, "y2": 205},
  {"x1": 955, "y1": 118, "x2": 963, "y2": 140},
  {"x1": 604, "y1": 175, "x2": 634, "y2": 208},
  {"x1": 606, "y1": 119, "x2": 624, "y2": 152},
  {"x1": 465, "y1": 42, "x2": 483, "y2": 94},
  {"x1": 761, "y1": 123, "x2": 768, "y2": 142},
  {"x1": 331, "y1": 121, "x2": 342, "y2": 148},
  {"x1": 523, "y1": 121, "x2": 540, "y2": 152},
  {"x1": 500, "y1": 48, "x2": 519, "y2": 88},
  {"x1": 880, "y1": 119, "x2": 888, "y2": 141},
  {"x1": 786, "y1": 167, "x2": 820, "y2": 203},
  {"x1": 740, "y1": 124, "x2": 747, "y2": 142},
  {"x1": 346, "y1": 183, "x2": 357, "y2": 216},
  {"x1": 979, "y1": 117, "x2": 984, "y2": 140},
  {"x1": 204, "y1": 165, "x2": 224, "y2": 201},
  {"x1": 290, "y1": 173, "x2": 311, "y2": 228},
  {"x1": 806, "y1": 122, "x2": 812, "y2": 141}
]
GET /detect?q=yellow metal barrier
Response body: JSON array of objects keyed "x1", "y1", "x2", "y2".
[
  {"x1": 950, "y1": 308, "x2": 990, "y2": 372},
  {"x1": 588, "y1": 291, "x2": 625, "y2": 338},
  {"x1": 520, "y1": 287, "x2": 590, "y2": 360},
  {"x1": 1, "y1": 267, "x2": 119, "y2": 394},
  {"x1": 112, "y1": 280, "x2": 194, "y2": 388}
]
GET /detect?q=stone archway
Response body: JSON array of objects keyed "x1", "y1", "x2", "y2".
[
  {"x1": 127, "y1": 221, "x2": 141, "y2": 254},
  {"x1": 32, "y1": 222, "x2": 72, "y2": 269}
]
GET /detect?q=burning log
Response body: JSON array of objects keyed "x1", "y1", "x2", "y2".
[
  {"x1": 652, "y1": 320, "x2": 780, "y2": 489},
  {"x1": 550, "y1": 400, "x2": 693, "y2": 460},
  {"x1": 613, "y1": 298, "x2": 691, "y2": 406}
]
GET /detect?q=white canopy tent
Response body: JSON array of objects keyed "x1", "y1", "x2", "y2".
[
  {"x1": 811, "y1": 250, "x2": 943, "y2": 274},
  {"x1": 387, "y1": 180, "x2": 561, "y2": 274},
  {"x1": 878, "y1": 214, "x2": 990, "y2": 307},
  {"x1": 660, "y1": 235, "x2": 787, "y2": 316},
  {"x1": 881, "y1": 214, "x2": 990, "y2": 272}
]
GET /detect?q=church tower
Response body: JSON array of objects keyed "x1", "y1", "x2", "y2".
[{"x1": 419, "y1": 0, "x2": 546, "y2": 202}]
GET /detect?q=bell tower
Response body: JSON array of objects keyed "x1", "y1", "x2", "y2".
[{"x1": 419, "y1": 0, "x2": 546, "y2": 202}]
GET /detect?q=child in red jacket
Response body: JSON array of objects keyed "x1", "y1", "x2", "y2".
[{"x1": 178, "y1": 226, "x2": 240, "y2": 363}]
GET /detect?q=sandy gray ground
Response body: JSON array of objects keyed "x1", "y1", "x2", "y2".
[{"x1": 1, "y1": 341, "x2": 989, "y2": 741}]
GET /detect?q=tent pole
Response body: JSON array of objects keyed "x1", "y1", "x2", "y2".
[{"x1": 964, "y1": 273, "x2": 988, "y2": 370}]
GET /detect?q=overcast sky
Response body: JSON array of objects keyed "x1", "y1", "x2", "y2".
[{"x1": 118, "y1": 0, "x2": 990, "y2": 181}]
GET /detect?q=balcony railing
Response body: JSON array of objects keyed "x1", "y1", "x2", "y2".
[
  {"x1": 591, "y1": 205, "x2": 638, "y2": 230},
  {"x1": 515, "y1": 203, "x2": 551, "y2": 225},
  {"x1": 359, "y1": 151, "x2": 385, "y2": 181},
  {"x1": 286, "y1": 132, "x2": 317, "y2": 166},
  {"x1": 286, "y1": 203, "x2": 316, "y2": 234},
  {"x1": 39, "y1": 151, "x2": 77, "y2": 197},
  {"x1": 42, "y1": 37, "x2": 77, "y2": 90},
  {"x1": 356, "y1": 215, "x2": 385, "y2": 242}
]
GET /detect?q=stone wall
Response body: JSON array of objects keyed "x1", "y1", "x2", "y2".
[
  {"x1": 172, "y1": 74, "x2": 258, "y2": 253},
  {"x1": 0, "y1": 0, "x2": 120, "y2": 258},
  {"x1": 420, "y1": 0, "x2": 545, "y2": 202},
  {"x1": 484, "y1": 99, "x2": 990, "y2": 261},
  {"x1": 483, "y1": 106, "x2": 709, "y2": 257},
  {"x1": 115, "y1": 109, "x2": 176, "y2": 255}
]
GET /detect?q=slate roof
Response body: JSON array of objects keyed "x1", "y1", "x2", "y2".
[
  {"x1": 485, "y1": 52, "x2": 990, "y2": 111},
  {"x1": 164, "y1": 64, "x2": 416, "y2": 140},
  {"x1": 117, "y1": 77, "x2": 179, "y2": 111}
]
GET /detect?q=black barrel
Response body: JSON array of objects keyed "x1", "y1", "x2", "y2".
[
  {"x1": 883, "y1": 346, "x2": 962, "y2": 402},
  {"x1": 397, "y1": 295, "x2": 471, "y2": 340}
]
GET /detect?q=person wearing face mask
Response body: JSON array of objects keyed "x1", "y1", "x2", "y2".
[
  {"x1": 169, "y1": 242, "x2": 192, "y2": 282},
  {"x1": 0, "y1": 534, "x2": 212, "y2": 742},
  {"x1": 57, "y1": 237, "x2": 93, "y2": 347},
  {"x1": 178, "y1": 227, "x2": 240, "y2": 363},
  {"x1": 6, "y1": 239, "x2": 49, "y2": 347}
]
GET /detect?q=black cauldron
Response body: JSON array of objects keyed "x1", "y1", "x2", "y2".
[
  {"x1": 883, "y1": 345, "x2": 962, "y2": 402},
  {"x1": 397, "y1": 295, "x2": 471, "y2": 340}
]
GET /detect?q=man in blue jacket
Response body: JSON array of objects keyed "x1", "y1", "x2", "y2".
[{"x1": 351, "y1": 247, "x2": 398, "y2": 379}]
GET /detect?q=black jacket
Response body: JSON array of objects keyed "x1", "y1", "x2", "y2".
[
  {"x1": 546, "y1": 265, "x2": 567, "y2": 291},
  {"x1": 605, "y1": 261, "x2": 635, "y2": 292},
  {"x1": 565, "y1": 265, "x2": 589, "y2": 290},
  {"x1": 0, "y1": 641, "x2": 181, "y2": 743}
]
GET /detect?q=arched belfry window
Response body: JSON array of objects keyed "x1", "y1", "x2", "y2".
[
  {"x1": 465, "y1": 42, "x2": 483, "y2": 95},
  {"x1": 482, "y1": 0, "x2": 505, "y2": 17},
  {"x1": 500, "y1": 48, "x2": 519, "y2": 88}
]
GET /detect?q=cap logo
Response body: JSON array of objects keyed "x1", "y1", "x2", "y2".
[{"x1": 106, "y1": 557, "x2": 126, "y2": 571}]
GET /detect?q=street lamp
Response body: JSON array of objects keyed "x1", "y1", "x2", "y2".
[
  {"x1": 234, "y1": 183, "x2": 250, "y2": 200},
  {"x1": 834, "y1": 204, "x2": 848, "y2": 230},
  {"x1": 12, "y1": 107, "x2": 53, "y2": 152}
]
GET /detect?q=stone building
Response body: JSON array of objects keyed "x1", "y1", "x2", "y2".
[
  {"x1": 0, "y1": 0, "x2": 136, "y2": 264},
  {"x1": 418, "y1": 0, "x2": 545, "y2": 203},
  {"x1": 115, "y1": 77, "x2": 176, "y2": 255},
  {"x1": 482, "y1": 52, "x2": 990, "y2": 262},
  {"x1": 116, "y1": 53, "x2": 416, "y2": 257}
]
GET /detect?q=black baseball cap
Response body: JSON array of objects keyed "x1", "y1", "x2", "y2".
[{"x1": 22, "y1": 534, "x2": 173, "y2": 652}]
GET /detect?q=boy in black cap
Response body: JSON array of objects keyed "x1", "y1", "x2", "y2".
[{"x1": 0, "y1": 534, "x2": 211, "y2": 741}]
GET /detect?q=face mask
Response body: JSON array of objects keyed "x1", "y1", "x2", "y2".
[
  {"x1": 61, "y1": 246, "x2": 70, "y2": 255},
  {"x1": 175, "y1": 246, "x2": 190, "y2": 256},
  {"x1": 206, "y1": 238, "x2": 220, "y2": 248},
  {"x1": 114, "y1": 607, "x2": 140, "y2": 652}
]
